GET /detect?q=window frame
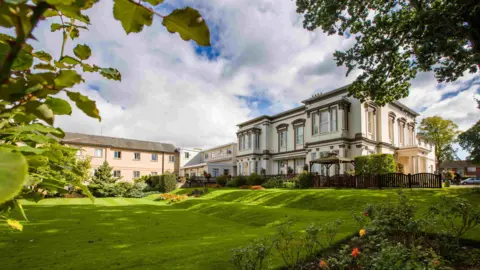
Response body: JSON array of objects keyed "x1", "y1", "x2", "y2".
[
  {"x1": 295, "y1": 125, "x2": 304, "y2": 145},
  {"x1": 151, "y1": 153, "x2": 158, "y2": 161},
  {"x1": 133, "y1": 171, "x2": 140, "y2": 178},
  {"x1": 169, "y1": 155, "x2": 175, "y2": 163},
  {"x1": 113, "y1": 170, "x2": 121, "y2": 177},
  {"x1": 134, "y1": 152, "x2": 141, "y2": 161},
  {"x1": 94, "y1": 148, "x2": 103, "y2": 158},
  {"x1": 330, "y1": 107, "x2": 338, "y2": 132},
  {"x1": 312, "y1": 112, "x2": 319, "y2": 135},
  {"x1": 279, "y1": 130, "x2": 287, "y2": 148},
  {"x1": 319, "y1": 109, "x2": 330, "y2": 133},
  {"x1": 114, "y1": 151, "x2": 122, "y2": 159}
]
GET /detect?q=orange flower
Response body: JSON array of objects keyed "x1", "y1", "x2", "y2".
[
  {"x1": 434, "y1": 260, "x2": 438, "y2": 266},
  {"x1": 359, "y1": 229, "x2": 366, "y2": 237},
  {"x1": 351, "y1": 248, "x2": 360, "y2": 257},
  {"x1": 319, "y1": 260, "x2": 328, "y2": 269}
]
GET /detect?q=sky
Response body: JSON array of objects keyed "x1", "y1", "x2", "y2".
[{"x1": 29, "y1": 0, "x2": 479, "y2": 157}]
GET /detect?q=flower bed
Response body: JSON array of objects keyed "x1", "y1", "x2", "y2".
[{"x1": 155, "y1": 193, "x2": 187, "y2": 203}]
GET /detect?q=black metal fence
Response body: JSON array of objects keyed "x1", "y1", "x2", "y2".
[{"x1": 312, "y1": 173, "x2": 442, "y2": 189}]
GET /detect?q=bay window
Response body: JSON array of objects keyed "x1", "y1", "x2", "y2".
[{"x1": 320, "y1": 110, "x2": 329, "y2": 133}]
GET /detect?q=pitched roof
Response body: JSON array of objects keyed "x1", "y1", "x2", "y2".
[
  {"x1": 440, "y1": 160, "x2": 479, "y2": 168},
  {"x1": 62, "y1": 132, "x2": 177, "y2": 153}
]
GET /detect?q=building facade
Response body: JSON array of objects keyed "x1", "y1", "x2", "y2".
[
  {"x1": 180, "y1": 143, "x2": 237, "y2": 177},
  {"x1": 440, "y1": 160, "x2": 480, "y2": 177},
  {"x1": 62, "y1": 132, "x2": 179, "y2": 182},
  {"x1": 236, "y1": 86, "x2": 436, "y2": 176}
]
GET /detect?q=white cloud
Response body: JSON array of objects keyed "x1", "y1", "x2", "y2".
[{"x1": 26, "y1": 0, "x2": 478, "y2": 153}]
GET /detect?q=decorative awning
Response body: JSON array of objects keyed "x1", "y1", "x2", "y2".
[{"x1": 309, "y1": 154, "x2": 354, "y2": 165}]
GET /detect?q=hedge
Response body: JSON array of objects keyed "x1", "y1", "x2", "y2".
[
  {"x1": 355, "y1": 154, "x2": 396, "y2": 175},
  {"x1": 148, "y1": 174, "x2": 177, "y2": 193}
]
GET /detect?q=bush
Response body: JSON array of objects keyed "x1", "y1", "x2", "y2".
[
  {"x1": 230, "y1": 238, "x2": 273, "y2": 270},
  {"x1": 247, "y1": 173, "x2": 265, "y2": 186},
  {"x1": 216, "y1": 175, "x2": 228, "y2": 186},
  {"x1": 283, "y1": 181, "x2": 298, "y2": 188},
  {"x1": 296, "y1": 172, "x2": 312, "y2": 189},
  {"x1": 262, "y1": 177, "x2": 284, "y2": 189},
  {"x1": 355, "y1": 154, "x2": 396, "y2": 175},
  {"x1": 226, "y1": 175, "x2": 247, "y2": 187},
  {"x1": 159, "y1": 173, "x2": 177, "y2": 193}
]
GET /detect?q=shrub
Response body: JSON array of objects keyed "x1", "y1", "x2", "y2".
[
  {"x1": 250, "y1": 185, "x2": 264, "y2": 190},
  {"x1": 155, "y1": 193, "x2": 187, "y2": 203},
  {"x1": 216, "y1": 175, "x2": 228, "y2": 186},
  {"x1": 226, "y1": 175, "x2": 247, "y2": 187},
  {"x1": 355, "y1": 154, "x2": 396, "y2": 175},
  {"x1": 207, "y1": 184, "x2": 222, "y2": 188},
  {"x1": 262, "y1": 177, "x2": 284, "y2": 189},
  {"x1": 247, "y1": 173, "x2": 265, "y2": 186},
  {"x1": 296, "y1": 172, "x2": 312, "y2": 189},
  {"x1": 283, "y1": 181, "x2": 298, "y2": 188},
  {"x1": 158, "y1": 173, "x2": 177, "y2": 193},
  {"x1": 230, "y1": 237, "x2": 273, "y2": 270}
]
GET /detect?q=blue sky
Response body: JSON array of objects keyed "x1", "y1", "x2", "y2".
[{"x1": 26, "y1": 0, "x2": 478, "y2": 154}]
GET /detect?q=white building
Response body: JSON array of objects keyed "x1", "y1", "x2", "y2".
[
  {"x1": 177, "y1": 147, "x2": 202, "y2": 169},
  {"x1": 179, "y1": 143, "x2": 237, "y2": 177},
  {"x1": 235, "y1": 86, "x2": 436, "y2": 176}
]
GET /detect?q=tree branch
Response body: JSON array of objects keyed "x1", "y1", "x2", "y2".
[{"x1": 0, "y1": 2, "x2": 50, "y2": 85}]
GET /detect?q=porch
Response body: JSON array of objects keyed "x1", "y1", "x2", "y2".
[{"x1": 397, "y1": 147, "x2": 434, "y2": 174}]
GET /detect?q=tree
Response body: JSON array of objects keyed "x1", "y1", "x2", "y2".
[
  {"x1": 458, "y1": 100, "x2": 480, "y2": 164},
  {"x1": 88, "y1": 161, "x2": 119, "y2": 197},
  {"x1": 0, "y1": 0, "x2": 210, "y2": 230},
  {"x1": 418, "y1": 116, "x2": 460, "y2": 170},
  {"x1": 296, "y1": 0, "x2": 480, "y2": 105}
]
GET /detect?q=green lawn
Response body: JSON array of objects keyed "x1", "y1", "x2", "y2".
[{"x1": 1, "y1": 188, "x2": 479, "y2": 269}]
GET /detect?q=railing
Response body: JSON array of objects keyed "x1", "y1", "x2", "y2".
[{"x1": 311, "y1": 173, "x2": 441, "y2": 189}]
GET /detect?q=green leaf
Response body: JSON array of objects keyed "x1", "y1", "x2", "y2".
[
  {"x1": 33, "y1": 51, "x2": 53, "y2": 62},
  {"x1": 73, "y1": 44, "x2": 91, "y2": 60},
  {"x1": 13, "y1": 200, "x2": 28, "y2": 221},
  {"x1": 45, "y1": 97, "x2": 72, "y2": 115},
  {"x1": 25, "y1": 101, "x2": 55, "y2": 125},
  {"x1": 5, "y1": 0, "x2": 28, "y2": 3},
  {"x1": 0, "y1": 151, "x2": 28, "y2": 204},
  {"x1": 50, "y1": 23, "x2": 63, "y2": 32},
  {"x1": 25, "y1": 155, "x2": 49, "y2": 168},
  {"x1": 143, "y1": 0, "x2": 163, "y2": 5},
  {"x1": 56, "y1": 4, "x2": 90, "y2": 24},
  {"x1": 98, "y1": 67, "x2": 121, "y2": 81},
  {"x1": 113, "y1": 0, "x2": 153, "y2": 34},
  {"x1": 162, "y1": 7, "x2": 211, "y2": 46},
  {"x1": 66, "y1": 91, "x2": 101, "y2": 120},
  {"x1": 69, "y1": 27, "x2": 80, "y2": 39},
  {"x1": 81, "y1": 63, "x2": 96, "y2": 72},
  {"x1": 46, "y1": 0, "x2": 76, "y2": 4},
  {"x1": 33, "y1": 63, "x2": 55, "y2": 71},
  {"x1": 6, "y1": 219, "x2": 23, "y2": 231},
  {"x1": 0, "y1": 4, "x2": 15, "y2": 28},
  {"x1": 25, "y1": 83, "x2": 43, "y2": 94},
  {"x1": 59, "y1": 56, "x2": 81, "y2": 65},
  {"x1": 22, "y1": 191, "x2": 44, "y2": 203},
  {"x1": 54, "y1": 70, "x2": 82, "y2": 89},
  {"x1": 12, "y1": 47, "x2": 33, "y2": 70},
  {"x1": 75, "y1": 180, "x2": 94, "y2": 202}
]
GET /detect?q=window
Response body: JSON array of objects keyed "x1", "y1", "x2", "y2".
[
  {"x1": 468, "y1": 167, "x2": 476, "y2": 172},
  {"x1": 296, "y1": 126, "x2": 304, "y2": 145},
  {"x1": 94, "y1": 148, "x2": 103, "y2": 157},
  {"x1": 255, "y1": 134, "x2": 260, "y2": 149},
  {"x1": 134, "y1": 152, "x2": 140, "y2": 160},
  {"x1": 248, "y1": 133, "x2": 252, "y2": 149},
  {"x1": 223, "y1": 169, "x2": 229, "y2": 175},
  {"x1": 185, "y1": 152, "x2": 190, "y2": 159},
  {"x1": 255, "y1": 161, "x2": 259, "y2": 174},
  {"x1": 133, "y1": 171, "x2": 140, "y2": 178},
  {"x1": 312, "y1": 112, "x2": 319, "y2": 135},
  {"x1": 296, "y1": 159, "x2": 303, "y2": 166},
  {"x1": 151, "y1": 172, "x2": 158, "y2": 176},
  {"x1": 205, "y1": 153, "x2": 209, "y2": 159},
  {"x1": 242, "y1": 136, "x2": 246, "y2": 150},
  {"x1": 399, "y1": 124, "x2": 405, "y2": 145},
  {"x1": 311, "y1": 152, "x2": 316, "y2": 161},
  {"x1": 331, "y1": 107, "x2": 337, "y2": 132},
  {"x1": 320, "y1": 110, "x2": 329, "y2": 133},
  {"x1": 367, "y1": 111, "x2": 374, "y2": 134},
  {"x1": 151, "y1": 153, "x2": 158, "y2": 161},
  {"x1": 114, "y1": 151, "x2": 122, "y2": 159},
  {"x1": 280, "y1": 130, "x2": 287, "y2": 148},
  {"x1": 388, "y1": 118, "x2": 394, "y2": 142},
  {"x1": 227, "y1": 149, "x2": 232, "y2": 155},
  {"x1": 279, "y1": 161, "x2": 285, "y2": 174},
  {"x1": 113, "y1": 170, "x2": 121, "y2": 177},
  {"x1": 409, "y1": 127, "x2": 414, "y2": 145},
  {"x1": 169, "y1": 155, "x2": 175, "y2": 162},
  {"x1": 212, "y1": 168, "x2": 219, "y2": 177}
]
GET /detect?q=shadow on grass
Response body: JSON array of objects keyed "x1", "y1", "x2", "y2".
[{"x1": 0, "y1": 204, "x2": 265, "y2": 270}]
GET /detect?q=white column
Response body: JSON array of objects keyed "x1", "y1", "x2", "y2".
[
  {"x1": 408, "y1": 156, "x2": 412, "y2": 174},
  {"x1": 416, "y1": 157, "x2": 420, "y2": 174}
]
